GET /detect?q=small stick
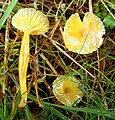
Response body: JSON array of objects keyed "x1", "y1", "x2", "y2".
[
  {"x1": 39, "y1": 53, "x2": 58, "y2": 74},
  {"x1": 4, "y1": 15, "x2": 11, "y2": 94},
  {"x1": 89, "y1": 0, "x2": 93, "y2": 13},
  {"x1": 78, "y1": 0, "x2": 87, "y2": 10},
  {"x1": 101, "y1": 0, "x2": 115, "y2": 20},
  {"x1": 55, "y1": 0, "x2": 63, "y2": 22},
  {"x1": 89, "y1": 0, "x2": 101, "y2": 78},
  {"x1": 33, "y1": 37, "x2": 43, "y2": 108}
]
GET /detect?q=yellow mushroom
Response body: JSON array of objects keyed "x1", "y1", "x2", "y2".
[
  {"x1": 52, "y1": 76, "x2": 83, "y2": 106},
  {"x1": 12, "y1": 8, "x2": 49, "y2": 107},
  {"x1": 63, "y1": 12, "x2": 105, "y2": 54}
]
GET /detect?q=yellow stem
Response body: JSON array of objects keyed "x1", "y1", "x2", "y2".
[{"x1": 18, "y1": 31, "x2": 30, "y2": 107}]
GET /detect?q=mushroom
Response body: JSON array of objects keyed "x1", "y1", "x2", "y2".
[
  {"x1": 52, "y1": 76, "x2": 83, "y2": 106},
  {"x1": 12, "y1": 8, "x2": 49, "y2": 107},
  {"x1": 63, "y1": 12, "x2": 105, "y2": 54}
]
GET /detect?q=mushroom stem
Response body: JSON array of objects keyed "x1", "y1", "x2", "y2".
[{"x1": 18, "y1": 31, "x2": 30, "y2": 107}]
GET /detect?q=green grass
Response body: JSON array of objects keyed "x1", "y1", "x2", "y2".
[
  {"x1": 0, "y1": 0, "x2": 115, "y2": 120},
  {"x1": 0, "y1": 0, "x2": 18, "y2": 29}
]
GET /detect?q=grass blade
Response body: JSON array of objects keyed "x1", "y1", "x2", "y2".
[
  {"x1": 43, "y1": 102, "x2": 115, "y2": 119},
  {"x1": 8, "y1": 91, "x2": 20, "y2": 120},
  {"x1": 0, "y1": 107, "x2": 4, "y2": 120},
  {"x1": 25, "y1": 104, "x2": 32, "y2": 120},
  {"x1": 44, "y1": 103, "x2": 70, "y2": 120},
  {"x1": 0, "y1": 0, "x2": 18, "y2": 29}
]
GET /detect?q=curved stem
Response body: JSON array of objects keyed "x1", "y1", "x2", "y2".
[{"x1": 18, "y1": 31, "x2": 30, "y2": 107}]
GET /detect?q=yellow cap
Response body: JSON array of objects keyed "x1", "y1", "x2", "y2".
[
  {"x1": 53, "y1": 75, "x2": 83, "y2": 106},
  {"x1": 63, "y1": 12, "x2": 105, "y2": 54},
  {"x1": 12, "y1": 8, "x2": 49, "y2": 35}
]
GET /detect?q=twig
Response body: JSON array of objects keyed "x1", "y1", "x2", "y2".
[
  {"x1": 97, "y1": 48, "x2": 101, "y2": 78},
  {"x1": 78, "y1": 0, "x2": 87, "y2": 10},
  {"x1": 39, "y1": 53, "x2": 58, "y2": 74},
  {"x1": 4, "y1": 15, "x2": 11, "y2": 94},
  {"x1": 105, "y1": 34, "x2": 115, "y2": 44},
  {"x1": 89, "y1": 0, "x2": 101, "y2": 78},
  {"x1": 101, "y1": 0, "x2": 115, "y2": 20},
  {"x1": 33, "y1": 37, "x2": 43, "y2": 108},
  {"x1": 55, "y1": 0, "x2": 63, "y2": 22}
]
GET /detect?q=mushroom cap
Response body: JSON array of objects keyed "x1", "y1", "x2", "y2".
[
  {"x1": 63, "y1": 12, "x2": 105, "y2": 54},
  {"x1": 52, "y1": 75, "x2": 83, "y2": 106},
  {"x1": 12, "y1": 8, "x2": 49, "y2": 35}
]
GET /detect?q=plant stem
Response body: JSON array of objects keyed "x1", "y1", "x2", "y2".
[{"x1": 89, "y1": 0, "x2": 93, "y2": 13}]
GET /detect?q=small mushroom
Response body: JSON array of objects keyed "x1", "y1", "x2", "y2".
[
  {"x1": 52, "y1": 75, "x2": 83, "y2": 106},
  {"x1": 12, "y1": 8, "x2": 49, "y2": 107},
  {"x1": 63, "y1": 12, "x2": 105, "y2": 54}
]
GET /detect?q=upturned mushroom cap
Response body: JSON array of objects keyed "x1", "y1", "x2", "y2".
[
  {"x1": 63, "y1": 12, "x2": 105, "y2": 54},
  {"x1": 52, "y1": 76, "x2": 83, "y2": 106},
  {"x1": 12, "y1": 8, "x2": 49, "y2": 35}
]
